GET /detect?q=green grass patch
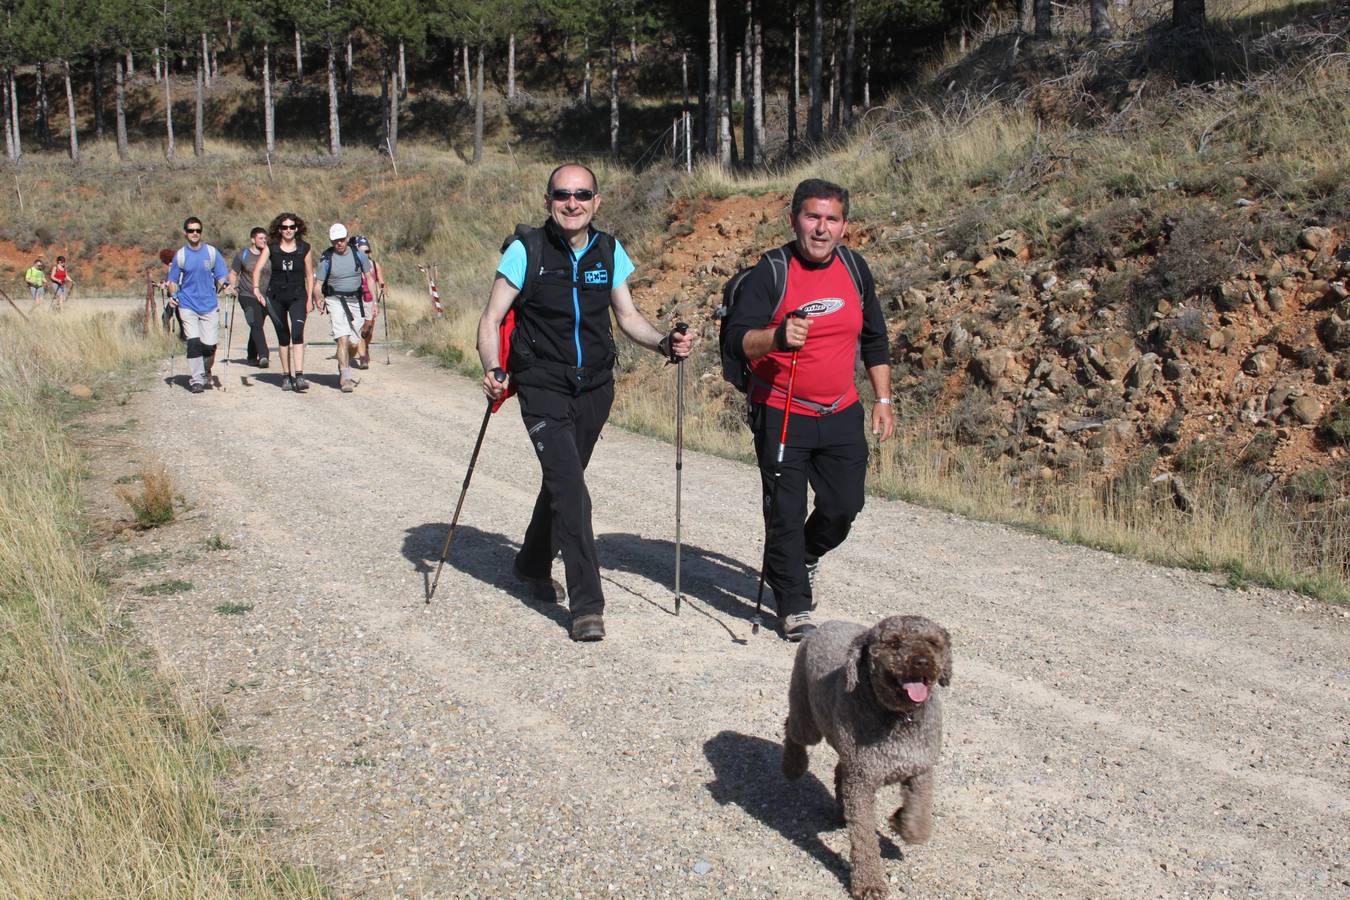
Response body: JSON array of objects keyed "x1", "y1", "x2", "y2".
[
  {"x1": 139, "y1": 579, "x2": 194, "y2": 597},
  {"x1": 214, "y1": 602, "x2": 254, "y2": 616}
]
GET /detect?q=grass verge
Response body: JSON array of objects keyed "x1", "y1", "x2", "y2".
[{"x1": 0, "y1": 312, "x2": 324, "y2": 896}]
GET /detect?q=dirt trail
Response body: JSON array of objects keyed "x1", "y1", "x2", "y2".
[{"x1": 88, "y1": 342, "x2": 1348, "y2": 898}]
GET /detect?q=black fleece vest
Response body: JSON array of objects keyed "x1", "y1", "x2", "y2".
[{"x1": 508, "y1": 221, "x2": 618, "y2": 394}]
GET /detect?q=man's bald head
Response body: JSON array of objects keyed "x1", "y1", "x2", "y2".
[{"x1": 546, "y1": 163, "x2": 599, "y2": 194}]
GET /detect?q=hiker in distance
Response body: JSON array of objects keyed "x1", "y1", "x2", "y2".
[
  {"x1": 721, "y1": 178, "x2": 894, "y2": 642},
  {"x1": 353, "y1": 235, "x2": 385, "y2": 369},
  {"x1": 227, "y1": 227, "x2": 272, "y2": 367},
  {"x1": 50, "y1": 256, "x2": 73, "y2": 311},
  {"x1": 166, "y1": 217, "x2": 233, "y2": 394},
  {"x1": 312, "y1": 223, "x2": 373, "y2": 392},
  {"x1": 476, "y1": 163, "x2": 694, "y2": 643},
  {"x1": 251, "y1": 213, "x2": 315, "y2": 392},
  {"x1": 24, "y1": 258, "x2": 45, "y2": 308}
]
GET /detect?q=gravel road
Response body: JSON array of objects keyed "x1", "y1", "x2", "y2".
[{"x1": 93, "y1": 342, "x2": 1349, "y2": 898}]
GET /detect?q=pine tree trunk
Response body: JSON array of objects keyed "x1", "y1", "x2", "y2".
[
  {"x1": 345, "y1": 36, "x2": 353, "y2": 99},
  {"x1": 508, "y1": 33, "x2": 516, "y2": 99},
  {"x1": 8, "y1": 70, "x2": 20, "y2": 159},
  {"x1": 62, "y1": 60, "x2": 80, "y2": 162},
  {"x1": 201, "y1": 33, "x2": 211, "y2": 88},
  {"x1": 733, "y1": 50, "x2": 741, "y2": 104},
  {"x1": 1091, "y1": 0, "x2": 1113, "y2": 36},
  {"x1": 740, "y1": 1, "x2": 751, "y2": 165},
  {"x1": 473, "y1": 45, "x2": 485, "y2": 163},
  {"x1": 295, "y1": 28, "x2": 304, "y2": 79},
  {"x1": 398, "y1": 39, "x2": 407, "y2": 99},
  {"x1": 863, "y1": 36, "x2": 871, "y2": 108},
  {"x1": 36, "y1": 61, "x2": 49, "y2": 148},
  {"x1": 3, "y1": 74, "x2": 13, "y2": 160},
  {"x1": 212, "y1": 45, "x2": 218, "y2": 79},
  {"x1": 842, "y1": 0, "x2": 856, "y2": 127},
  {"x1": 1035, "y1": 0, "x2": 1053, "y2": 36},
  {"x1": 629, "y1": 29, "x2": 637, "y2": 63},
  {"x1": 387, "y1": 50, "x2": 399, "y2": 158},
  {"x1": 193, "y1": 51, "x2": 205, "y2": 156},
  {"x1": 787, "y1": 9, "x2": 798, "y2": 156},
  {"x1": 163, "y1": 53, "x2": 175, "y2": 159},
  {"x1": 706, "y1": 0, "x2": 718, "y2": 156},
  {"x1": 463, "y1": 45, "x2": 471, "y2": 99},
  {"x1": 752, "y1": 15, "x2": 763, "y2": 165},
  {"x1": 808, "y1": 0, "x2": 822, "y2": 143},
  {"x1": 828, "y1": 40, "x2": 839, "y2": 133},
  {"x1": 583, "y1": 37, "x2": 592, "y2": 103},
  {"x1": 263, "y1": 43, "x2": 275, "y2": 157},
  {"x1": 327, "y1": 38, "x2": 340, "y2": 157},
  {"x1": 92, "y1": 57, "x2": 104, "y2": 139},
  {"x1": 114, "y1": 57, "x2": 128, "y2": 159},
  {"x1": 681, "y1": 50, "x2": 689, "y2": 109},
  {"x1": 154, "y1": 47, "x2": 161, "y2": 82},
  {"x1": 126, "y1": 50, "x2": 134, "y2": 78},
  {"x1": 608, "y1": 37, "x2": 619, "y2": 162},
  {"x1": 717, "y1": 24, "x2": 731, "y2": 166},
  {"x1": 3, "y1": 77, "x2": 12, "y2": 161}
]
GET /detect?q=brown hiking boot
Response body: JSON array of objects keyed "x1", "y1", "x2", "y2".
[{"x1": 570, "y1": 614, "x2": 605, "y2": 642}]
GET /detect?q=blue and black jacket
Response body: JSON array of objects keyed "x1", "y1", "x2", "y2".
[{"x1": 507, "y1": 219, "x2": 618, "y2": 395}]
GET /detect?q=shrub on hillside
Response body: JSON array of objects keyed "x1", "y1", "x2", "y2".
[
  {"x1": 1317, "y1": 401, "x2": 1350, "y2": 446},
  {"x1": 1065, "y1": 200, "x2": 1151, "y2": 268}
]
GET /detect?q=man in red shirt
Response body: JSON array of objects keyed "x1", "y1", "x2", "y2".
[{"x1": 722, "y1": 179, "x2": 895, "y2": 641}]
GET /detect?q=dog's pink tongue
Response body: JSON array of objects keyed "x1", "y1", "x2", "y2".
[{"x1": 904, "y1": 682, "x2": 929, "y2": 703}]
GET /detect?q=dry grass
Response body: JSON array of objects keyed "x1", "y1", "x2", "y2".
[
  {"x1": 117, "y1": 463, "x2": 178, "y2": 528},
  {"x1": 0, "y1": 313, "x2": 323, "y2": 897}
]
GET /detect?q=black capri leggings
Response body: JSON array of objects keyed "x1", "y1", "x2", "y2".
[{"x1": 266, "y1": 292, "x2": 308, "y2": 346}]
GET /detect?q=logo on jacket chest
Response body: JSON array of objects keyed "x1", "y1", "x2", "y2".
[
  {"x1": 799, "y1": 297, "x2": 845, "y2": 317},
  {"x1": 583, "y1": 265, "x2": 609, "y2": 285}
]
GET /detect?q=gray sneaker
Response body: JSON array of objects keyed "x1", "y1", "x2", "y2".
[
  {"x1": 783, "y1": 611, "x2": 817, "y2": 642},
  {"x1": 292, "y1": 375, "x2": 310, "y2": 392}
]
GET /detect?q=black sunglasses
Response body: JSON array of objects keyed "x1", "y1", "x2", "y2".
[
  {"x1": 280, "y1": 223, "x2": 297, "y2": 230},
  {"x1": 185, "y1": 227, "x2": 202, "y2": 234},
  {"x1": 549, "y1": 188, "x2": 595, "y2": 202}
]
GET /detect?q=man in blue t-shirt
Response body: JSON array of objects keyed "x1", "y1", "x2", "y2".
[
  {"x1": 475, "y1": 163, "x2": 693, "y2": 643},
  {"x1": 166, "y1": 216, "x2": 232, "y2": 393}
]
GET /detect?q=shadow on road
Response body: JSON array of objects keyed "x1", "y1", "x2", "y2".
[
  {"x1": 401, "y1": 522, "x2": 569, "y2": 633},
  {"x1": 703, "y1": 730, "x2": 903, "y2": 890},
  {"x1": 402, "y1": 523, "x2": 769, "y2": 639}
]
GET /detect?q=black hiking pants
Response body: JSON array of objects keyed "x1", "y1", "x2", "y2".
[
  {"x1": 515, "y1": 381, "x2": 614, "y2": 620},
  {"x1": 752, "y1": 400, "x2": 868, "y2": 618},
  {"x1": 238, "y1": 293, "x2": 269, "y2": 361}
]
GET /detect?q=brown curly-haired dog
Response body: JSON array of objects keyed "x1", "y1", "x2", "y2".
[{"x1": 782, "y1": 615, "x2": 953, "y2": 899}]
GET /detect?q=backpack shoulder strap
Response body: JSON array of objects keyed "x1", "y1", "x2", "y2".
[
  {"x1": 513, "y1": 224, "x2": 545, "y2": 302},
  {"x1": 835, "y1": 245, "x2": 866, "y2": 299},
  {"x1": 175, "y1": 247, "x2": 187, "y2": 283},
  {"x1": 765, "y1": 246, "x2": 791, "y2": 318}
]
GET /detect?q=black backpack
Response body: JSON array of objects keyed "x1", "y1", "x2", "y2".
[
  {"x1": 319, "y1": 246, "x2": 368, "y2": 297},
  {"x1": 715, "y1": 245, "x2": 866, "y2": 391}
]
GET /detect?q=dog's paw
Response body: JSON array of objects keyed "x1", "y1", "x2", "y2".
[
  {"x1": 781, "y1": 742, "x2": 808, "y2": 780},
  {"x1": 849, "y1": 875, "x2": 889, "y2": 899},
  {"x1": 897, "y1": 808, "x2": 932, "y2": 844}
]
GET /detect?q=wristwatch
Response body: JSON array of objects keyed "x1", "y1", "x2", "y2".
[{"x1": 876, "y1": 398, "x2": 892, "y2": 405}]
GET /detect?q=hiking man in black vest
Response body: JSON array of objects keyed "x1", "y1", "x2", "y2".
[{"x1": 476, "y1": 163, "x2": 694, "y2": 642}]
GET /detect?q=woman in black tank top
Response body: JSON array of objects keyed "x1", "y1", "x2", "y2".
[{"x1": 251, "y1": 212, "x2": 316, "y2": 391}]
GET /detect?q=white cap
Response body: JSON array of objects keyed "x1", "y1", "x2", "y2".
[{"x1": 329, "y1": 222, "x2": 348, "y2": 241}]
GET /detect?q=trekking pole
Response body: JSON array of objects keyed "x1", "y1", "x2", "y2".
[
  {"x1": 427, "y1": 368, "x2": 508, "y2": 604},
  {"x1": 380, "y1": 286, "x2": 391, "y2": 365},
  {"x1": 166, "y1": 302, "x2": 179, "y2": 388},
  {"x1": 752, "y1": 311, "x2": 807, "y2": 635},
  {"x1": 222, "y1": 292, "x2": 237, "y2": 392},
  {"x1": 671, "y1": 322, "x2": 689, "y2": 615}
]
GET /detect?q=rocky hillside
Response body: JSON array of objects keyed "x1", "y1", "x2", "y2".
[{"x1": 633, "y1": 194, "x2": 1350, "y2": 490}]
